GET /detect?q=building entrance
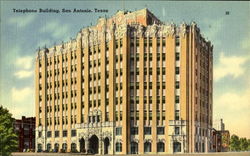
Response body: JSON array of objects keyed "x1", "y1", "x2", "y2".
[
  {"x1": 79, "y1": 138, "x2": 85, "y2": 153},
  {"x1": 89, "y1": 135, "x2": 99, "y2": 154},
  {"x1": 173, "y1": 142, "x2": 181, "y2": 153},
  {"x1": 104, "y1": 137, "x2": 110, "y2": 154}
]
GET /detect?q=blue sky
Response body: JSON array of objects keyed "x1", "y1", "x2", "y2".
[{"x1": 0, "y1": 1, "x2": 249, "y2": 138}]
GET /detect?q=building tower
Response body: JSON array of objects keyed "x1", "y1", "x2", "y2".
[{"x1": 35, "y1": 8, "x2": 213, "y2": 154}]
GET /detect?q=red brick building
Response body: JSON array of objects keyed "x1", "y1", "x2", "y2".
[
  {"x1": 211, "y1": 128, "x2": 230, "y2": 152},
  {"x1": 14, "y1": 116, "x2": 35, "y2": 152}
]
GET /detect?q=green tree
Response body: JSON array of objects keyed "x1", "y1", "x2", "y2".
[
  {"x1": 230, "y1": 134, "x2": 240, "y2": 151},
  {"x1": 0, "y1": 106, "x2": 18, "y2": 156},
  {"x1": 247, "y1": 139, "x2": 250, "y2": 151},
  {"x1": 239, "y1": 137, "x2": 249, "y2": 151}
]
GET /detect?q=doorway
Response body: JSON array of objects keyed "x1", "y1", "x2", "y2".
[
  {"x1": 104, "y1": 137, "x2": 110, "y2": 154},
  {"x1": 89, "y1": 135, "x2": 99, "y2": 154},
  {"x1": 79, "y1": 138, "x2": 85, "y2": 153}
]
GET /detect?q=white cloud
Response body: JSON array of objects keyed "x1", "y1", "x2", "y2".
[
  {"x1": 216, "y1": 89, "x2": 250, "y2": 111},
  {"x1": 15, "y1": 56, "x2": 33, "y2": 70},
  {"x1": 214, "y1": 88, "x2": 250, "y2": 138},
  {"x1": 13, "y1": 56, "x2": 34, "y2": 79},
  {"x1": 11, "y1": 87, "x2": 33, "y2": 103},
  {"x1": 9, "y1": 87, "x2": 35, "y2": 118},
  {"x1": 214, "y1": 52, "x2": 249, "y2": 82},
  {"x1": 14, "y1": 70, "x2": 33, "y2": 79},
  {"x1": 39, "y1": 20, "x2": 71, "y2": 40},
  {"x1": 8, "y1": 14, "x2": 36, "y2": 28}
]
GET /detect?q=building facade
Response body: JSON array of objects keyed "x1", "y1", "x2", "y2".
[
  {"x1": 14, "y1": 116, "x2": 36, "y2": 152},
  {"x1": 211, "y1": 119, "x2": 230, "y2": 152},
  {"x1": 213, "y1": 119, "x2": 225, "y2": 131},
  {"x1": 35, "y1": 9, "x2": 213, "y2": 154}
]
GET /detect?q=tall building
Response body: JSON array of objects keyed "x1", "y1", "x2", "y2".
[
  {"x1": 213, "y1": 119, "x2": 225, "y2": 131},
  {"x1": 14, "y1": 116, "x2": 36, "y2": 152},
  {"x1": 35, "y1": 8, "x2": 213, "y2": 154}
]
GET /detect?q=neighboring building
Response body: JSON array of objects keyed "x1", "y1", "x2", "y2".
[
  {"x1": 213, "y1": 119, "x2": 225, "y2": 131},
  {"x1": 221, "y1": 130, "x2": 230, "y2": 152},
  {"x1": 14, "y1": 116, "x2": 36, "y2": 152},
  {"x1": 211, "y1": 128, "x2": 221, "y2": 152},
  {"x1": 35, "y1": 8, "x2": 213, "y2": 154},
  {"x1": 211, "y1": 119, "x2": 230, "y2": 152}
]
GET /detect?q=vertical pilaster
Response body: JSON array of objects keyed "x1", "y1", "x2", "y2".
[
  {"x1": 191, "y1": 27, "x2": 197, "y2": 153},
  {"x1": 159, "y1": 37, "x2": 163, "y2": 127},
  {"x1": 180, "y1": 31, "x2": 188, "y2": 152},
  {"x1": 122, "y1": 34, "x2": 129, "y2": 154},
  {"x1": 165, "y1": 33, "x2": 175, "y2": 153},
  {"x1": 59, "y1": 53, "x2": 63, "y2": 150},
  {"x1": 35, "y1": 56, "x2": 40, "y2": 151},
  {"x1": 180, "y1": 34, "x2": 188, "y2": 120},
  {"x1": 109, "y1": 34, "x2": 115, "y2": 122},
  {"x1": 67, "y1": 50, "x2": 72, "y2": 150},
  {"x1": 84, "y1": 40, "x2": 89, "y2": 124},
  {"x1": 100, "y1": 33, "x2": 106, "y2": 122},
  {"x1": 51, "y1": 56, "x2": 55, "y2": 147},
  {"x1": 138, "y1": 36, "x2": 144, "y2": 154},
  {"x1": 77, "y1": 39, "x2": 82, "y2": 124},
  {"x1": 152, "y1": 36, "x2": 157, "y2": 153},
  {"x1": 35, "y1": 58, "x2": 39, "y2": 128},
  {"x1": 41, "y1": 52, "x2": 47, "y2": 150}
]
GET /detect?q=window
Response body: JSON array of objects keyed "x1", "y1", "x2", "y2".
[
  {"x1": 131, "y1": 142, "x2": 138, "y2": 154},
  {"x1": 163, "y1": 38, "x2": 166, "y2": 47},
  {"x1": 157, "y1": 127, "x2": 165, "y2": 135},
  {"x1": 144, "y1": 141, "x2": 151, "y2": 152},
  {"x1": 144, "y1": 127, "x2": 151, "y2": 135},
  {"x1": 105, "y1": 112, "x2": 109, "y2": 121},
  {"x1": 175, "y1": 67, "x2": 180, "y2": 75},
  {"x1": 62, "y1": 143, "x2": 67, "y2": 151},
  {"x1": 175, "y1": 81, "x2": 180, "y2": 89},
  {"x1": 47, "y1": 143, "x2": 51, "y2": 151},
  {"x1": 149, "y1": 111, "x2": 152, "y2": 120},
  {"x1": 116, "y1": 142, "x2": 122, "y2": 152},
  {"x1": 173, "y1": 142, "x2": 181, "y2": 152},
  {"x1": 175, "y1": 127, "x2": 180, "y2": 135},
  {"x1": 175, "y1": 110, "x2": 180, "y2": 120},
  {"x1": 47, "y1": 131, "x2": 51, "y2": 138},
  {"x1": 71, "y1": 143, "x2": 77, "y2": 152},
  {"x1": 55, "y1": 131, "x2": 59, "y2": 137},
  {"x1": 157, "y1": 142, "x2": 165, "y2": 152},
  {"x1": 54, "y1": 143, "x2": 59, "y2": 152},
  {"x1": 71, "y1": 130, "x2": 76, "y2": 137},
  {"x1": 116, "y1": 127, "x2": 122, "y2": 136},
  {"x1": 176, "y1": 53, "x2": 180, "y2": 61},
  {"x1": 63, "y1": 130, "x2": 67, "y2": 137},
  {"x1": 131, "y1": 127, "x2": 138, "y2": 135},
  {"x1": 175, "y1": 96, "x2": 180, "y2": 103},
  {"x1": 176, "y1": 37, "x2": 180, "y2": 46},
  {"x1": 38, "y1": 132, "x2": 42, "y2": 137},
  {"x1": 97, "y1": 115, "x2": 100, "y2": 122}
]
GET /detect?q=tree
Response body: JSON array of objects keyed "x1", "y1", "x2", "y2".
[
  {"x1": 230, "y1": 134, "x2": 240, "y2": 151},
  {"x1": 239, "y1": 138, "x2": 248, "y2": 151},
  {"x1": 248, "y1": 139, "x2": 250, "y2": 151},
  {"x1": 0, "y1": 106, "x2": 18, "y2": 156}
]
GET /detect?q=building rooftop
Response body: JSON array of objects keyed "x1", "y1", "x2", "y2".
[{"x1": 36, "y1": 8, "x2": 211, "y2": 58}]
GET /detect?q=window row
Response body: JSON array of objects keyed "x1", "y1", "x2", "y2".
[{"x1": 43, "y1": 130, "x2": 76, "y2": 138}]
